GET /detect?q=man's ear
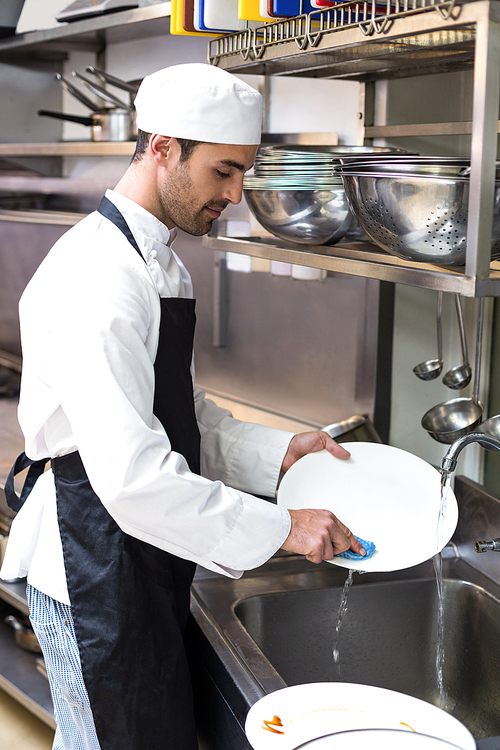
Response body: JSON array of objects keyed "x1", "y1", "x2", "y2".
[{"x1": 149, "y1": 135, "x2": 175, "y2": 167}]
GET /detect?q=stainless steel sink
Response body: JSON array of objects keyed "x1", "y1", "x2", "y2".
[
  {"x1": 191, "y1": 553, "x2": 500, "y2": 740},
  {"x1": 189, "y1": 477, "x2": 500, "y2": 747}
]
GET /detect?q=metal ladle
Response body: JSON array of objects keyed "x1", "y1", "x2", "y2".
[
  {"x1": 421, "y1": 297, "x2": 484, "y2": 444},
  {"x1": 413, "y1": 291, "x2": 443, "y2": 380},
  {"x1": 477, "y1": 414, "x2": 500, "y2": 442},
  {"x1": 442, "y1": 294, "x2": 472, "y2": 390}
]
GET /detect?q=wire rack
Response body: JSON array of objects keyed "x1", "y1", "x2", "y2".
[{"x1": 208, "y1": 0, "x2": 458, "y2": 65}]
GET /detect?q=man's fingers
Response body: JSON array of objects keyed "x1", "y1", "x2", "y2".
[
  {"x1": 347, "y1": 533, "x2": 366, "y2": 556},
  {"x1": 330, "y1": 515, "x2": 366, "y2": 557},
  {"x1": 321, "y1": 433, "x2": 351, "y2": 460},
  {"x1": 282, "y1": 508, "x2": 367, "y2": 564},
  {"x1": 281, "y1": 431, "x2": 351, "y2": 474}
]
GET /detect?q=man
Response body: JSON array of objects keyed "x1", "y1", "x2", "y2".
[{"x1": 1, "y1": 64, "x2": 365, "y2": 750}]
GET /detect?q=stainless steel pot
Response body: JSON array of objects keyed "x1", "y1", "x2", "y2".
[
  {"x1": 71, "y1": 70, "x2": 134, "y2": 110},
  {"x1": 5, "y1": 614, "x2": 42, "y2": 653},
  {"x1": 85, "y1": 66, "x2": 139, "y2": 96},
  {"x1": 37, "y1": 108, "x2": 136, "y2": 142}
]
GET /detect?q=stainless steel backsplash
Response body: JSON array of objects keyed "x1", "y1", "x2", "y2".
[{"x1": 0, "y1": 204, "x2": 393, "y2": 437}]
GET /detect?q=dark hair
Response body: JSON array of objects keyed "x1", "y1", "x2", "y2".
[
  {"x1": 130, "y1": 129, "x2": 152, "y2": 163},
  {"x1": 131, "y1": 130, "x2": 205, "y2": 164}
]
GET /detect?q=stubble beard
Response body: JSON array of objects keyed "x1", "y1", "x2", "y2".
[{"x1": 159, "y1": 162, "x2": 219, "y2": 236}]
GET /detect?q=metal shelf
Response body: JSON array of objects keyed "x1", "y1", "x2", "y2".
[
  {"x1": 0, "y1": 580, "x2": 55, "y2": 729},
  {"x1": 0, "y1": 2, "x2": 171, "y2": 62},
  {"x1": 208, "y1": 0, "x2": 487, "y2": 81},
  {"x1": 0, "y1": 580, "x2": 29, "y2": 616},
  {"x1": 209, "y1": 1, "x2": 500, "y2": 297},
  {"x1": 204, "y1": 234, "x2": 500, "y2": 297},
  {"x1": 0, "y1": 142, "x2": 135, "y2": 157}
]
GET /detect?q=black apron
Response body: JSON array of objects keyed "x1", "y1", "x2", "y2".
[{"x1": 6, "y1": 195, "x2": 201, "y2": 750}]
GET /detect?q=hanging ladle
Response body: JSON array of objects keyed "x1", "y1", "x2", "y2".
[
  {"x1": 442, "y1": 294, "x2": 472, "y2": 390},
  {"x1": 413, "y1": 290, "x2": 443, "y2": 380},
  {"x1": 421, "y1": 297, "x2": 484, "y2": 444}
]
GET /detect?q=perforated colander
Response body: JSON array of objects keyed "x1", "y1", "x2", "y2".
[{"x1": 340, "y1": 172, "x2": 500, "y2": 266}]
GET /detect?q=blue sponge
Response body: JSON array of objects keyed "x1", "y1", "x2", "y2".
[{"x1": 336, "y1": 535, "x2": 376, "y2": 560}]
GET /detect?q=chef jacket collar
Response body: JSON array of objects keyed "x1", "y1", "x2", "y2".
[
  {"x1": 104, "y1": 189, "x2": 178, "y2": 260},
  {"x1": 103, "y1": 190, "x2": 190, "y2": 300}
]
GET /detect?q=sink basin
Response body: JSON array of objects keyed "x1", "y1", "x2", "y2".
[
  {"x1": 235, "y1": 573, "x2": 500, "y2": 738},
  {"x1": 191, "y1": 554, "x2": 500, "y2": 741}
]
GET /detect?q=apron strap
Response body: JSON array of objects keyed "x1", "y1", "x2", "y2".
[
  {"x1": 97, "y1": 195, "x2": 144, "y2": 261},
  {"x1": 5, "y1": 452, "x2": 51, "y2": 513}
]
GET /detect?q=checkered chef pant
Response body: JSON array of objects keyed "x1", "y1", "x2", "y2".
[{"x1": 27, "y1": 584, "x2": 101, "y2": 750}]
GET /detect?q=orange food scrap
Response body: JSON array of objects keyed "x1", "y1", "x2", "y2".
[
  {"x1": 400, "y1": 722, "x2": 416, "y2": 732},
  {"x1": 262, "y1": 715, "x2": 285, "y2": 734}
]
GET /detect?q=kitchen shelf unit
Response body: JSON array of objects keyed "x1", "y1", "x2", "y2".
[
  {"x1": 0, "y1": 6, "x2": 170, "y2": 168},
  {"x1": 206, "y1": 0, "x2": 500, "y2": 298},
  {"x1": 0, "y1": 2, "x2": 172, "y2": 62},
  {"x1": 0, "y1": 142, "x2": 135, "y2": 157}
]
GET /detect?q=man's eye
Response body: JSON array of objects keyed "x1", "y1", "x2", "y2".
[{"x1": 216, "y1": 170, "x2": 230, "y2": 179}]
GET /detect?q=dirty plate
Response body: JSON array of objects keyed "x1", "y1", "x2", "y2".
[
  {"x1": 295, "y1": 728, "x2": 468, "y2": 749},
  {"x1": 245, "y1": 683, "x2": 475, "y2": 750},
  {"x1": 277, "y1": 443, "x2": 458, "y2": 572}
]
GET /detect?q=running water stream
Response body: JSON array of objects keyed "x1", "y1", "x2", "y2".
[
  {"x1": 433, "y1": 551, "x2": 446, "y2": 708},
  {"x1": 333, "y1": 472, "x2": 451, "y2": 705},
  {"x1": 434, "y1": 470, "x2": 450, "y2": 710},
  {"x1": 332, "y1": 568, "x2": 355, "y2": 673}
]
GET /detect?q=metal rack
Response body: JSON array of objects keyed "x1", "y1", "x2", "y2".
[
  {"x1": 0, "y1": 142, "x2": 135, "y2": 157},
  {"x1": 208, "y1": 0, "x2": 460, "y2": 67},
  {"x1": 204, "y1": 235, "x2": 500, "y2": 296},
  {"x1": 208, "y1": 0, "x2": 479, "y2": 77},
  {"x1": 0, "y1": 2, "x2": 172, "y2": 62},
  {"x1": 206, "y1": 0, "x2": 500, "y2": 297}
]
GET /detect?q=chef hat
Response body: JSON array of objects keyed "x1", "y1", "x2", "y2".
[{"x1": 134, "y1": 63, "x2": 262, "y2": 146}]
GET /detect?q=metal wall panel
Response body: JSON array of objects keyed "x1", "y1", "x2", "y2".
[
  {"x1": 175, "y1": 232, "x2": 387, "y2": 431},
  {"x1": 0, "y1": 215, "x2": 389, "y2": 434}
]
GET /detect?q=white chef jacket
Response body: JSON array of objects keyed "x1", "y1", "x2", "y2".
[{"x1": 0, "y1": 190, "x2": 293, "y2": 605}]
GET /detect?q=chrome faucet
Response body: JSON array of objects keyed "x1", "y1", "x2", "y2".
[
  {"x1": 441, "y1": 432, "x2": 500, "y2": 474},
  {"x1": 440, "y1": 432, "x2": 500, "y2": 553}
]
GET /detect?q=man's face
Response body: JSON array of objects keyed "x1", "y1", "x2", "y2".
[{"x1": 159, "y1": 140, "x2": 257, "y2": 236}]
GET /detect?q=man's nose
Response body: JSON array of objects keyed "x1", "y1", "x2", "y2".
[{"x1": 222, "y1": 176, "x2": 244, "y2": 205}]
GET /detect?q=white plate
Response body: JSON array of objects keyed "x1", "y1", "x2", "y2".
[
  {"x1": 277, "y1": 443, "x2": 458, "y2": 572},
  {"x1": 244, "y1": 683, "x2": 475, "y2": 750},
  {"x1": 296, "y1": 728, "x2": 467, "y2": 749}
]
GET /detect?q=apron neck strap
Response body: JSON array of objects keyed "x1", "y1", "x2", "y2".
[{"x1": 97, "y1": 195, "x2": 145, "y2": 263}]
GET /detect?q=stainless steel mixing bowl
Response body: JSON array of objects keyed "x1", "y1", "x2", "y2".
[
  {"x1": 244, "y1": 183, "x2": 355, "y2": 245},
  {"x1": 258, "y1": 145, "x2": 409, "y2": 162},
  {"x1": 244, "y1": 146, "x2": 410, "y2": 246},
  {"x1": 340, "y1": 172, "x2": 500, "y2": 265},
  {"x1": 335, "y1": 159, "x2": 472, "y2": 177}
]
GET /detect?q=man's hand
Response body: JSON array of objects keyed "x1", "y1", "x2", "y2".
[
  {"x1": 280, "y1": 431, "x2": 364, "y2": 564},
  {"x1": 281, "y1": 508, "x2": 366, "y2": 563},
  {"x1": 281, "y1": 430, "x2": 350, "y2": 474}
]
